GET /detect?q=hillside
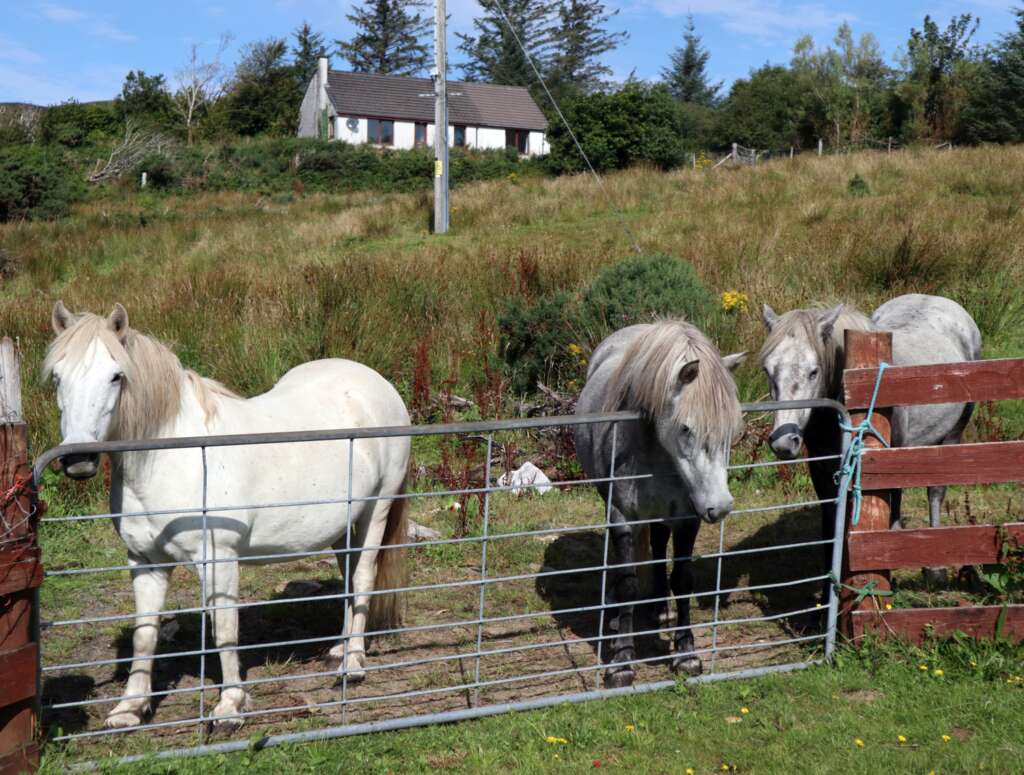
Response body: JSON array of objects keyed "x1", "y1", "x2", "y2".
[{"x1": 2, "y1": 144, "x2": 1024, "y2": 454}]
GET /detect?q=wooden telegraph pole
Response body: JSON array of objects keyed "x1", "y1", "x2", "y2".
[{"x1": 432, "y1": 0, "x2": 449, "y2": 234}]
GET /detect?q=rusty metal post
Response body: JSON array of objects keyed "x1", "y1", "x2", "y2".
[
  {"x1": 0, "y1": 338, "x2": 41, "y2": 774},
  {"x1": 839, "y1": 331, "x2": 893, "y2": 641}
]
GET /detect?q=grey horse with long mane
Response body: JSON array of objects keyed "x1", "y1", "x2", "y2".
[
  {"x1": 574, "y1": 320, "x2": 746, "y2": 687},
  {"x1": 759, "y1": 293, "x2": 981, "y2": 583}
]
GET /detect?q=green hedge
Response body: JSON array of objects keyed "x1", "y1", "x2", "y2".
[{"x1": 0, "y1": 145, "x2": 85, "y2": 222}]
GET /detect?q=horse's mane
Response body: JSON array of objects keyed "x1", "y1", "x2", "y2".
[
  {"x1": 758, "y1": 304, "x2": 875, "y2": 392},
  {"x1": 42, "y1": 314, "x2": 238, "y2": 439},
  {"x1": 603, "y1": 319, "x2": 743, "y2": 450}
]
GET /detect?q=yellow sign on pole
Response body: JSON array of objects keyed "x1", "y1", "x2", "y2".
[{"x1": 435, "y1": 159, "x2": 443, "y2": 177}]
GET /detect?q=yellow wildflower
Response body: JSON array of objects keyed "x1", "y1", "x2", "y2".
[
  {"x1": 740, "y1": 707, "x2": 750, "y2": 715},
  {"x1": 885, "y1": 603, "x2": 893, "y2": 610},
  {"x1": 721, "y1": 765, "x2": 731, "y2": 772},
  {"x1": 854, "y1": 739, "x2": 865, "y2": 748},
  {"x1": 897, "y1": 735, "x2": 908, "y2": 744},
  {"x1": 625, "y1": 724, "x2": 636, "y2": 733},
  {"x1": 918, "y1": 664, "x2": 929, "y2": 671},
  {"x1": 545, "y1": 736, "x2": 569, "y2": 744},
  {"x1": 942, "y1": 734, "x2": 952, "y2": 743},
  {"x1": 933, "y1": 668, "x2": 944, "y2": 677},
  {"x1": 687, "y1": 769, "x2": 695, "y2": 775},
  {"x1": 720, "y1": 290, "x2": 750, "y2": 314}
]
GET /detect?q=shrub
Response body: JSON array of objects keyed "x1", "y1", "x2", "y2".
[
  {"x1": 134, "y1": 153, "x2": 178, "y2": 189},
  {"x1": 38, "y1": 100, "x2": 119, "y2": 148},
  {"x1": 0, "y1": 145, "x2": 85, "y2": 222},
  {"x1": 498, "y1": 292, "x2": 583, "y2": 394},
  {"x1": 847, "y1": 173, "x2": 870, "y2": 196},
  {"x1": 581, "y1": 254, "x2": 718, "y2": 334}
]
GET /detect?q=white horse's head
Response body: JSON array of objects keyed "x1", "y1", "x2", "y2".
[
  {"x1": 45, "y1": 301, "x2": 131, "y2": 479},
  {"x1": 759, "y1": 303, "x2": 848, "y2": 459},
  {"x1": 605, "y1": 321, "x2": 746, "y2": 523},
  {"x1": 652, "y1": 352, "x2": 746, "y2": 523}
]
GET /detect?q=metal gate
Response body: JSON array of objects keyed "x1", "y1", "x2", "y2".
[{"x1": 33, "y1": 399, "x2": 850, "y2": 767}]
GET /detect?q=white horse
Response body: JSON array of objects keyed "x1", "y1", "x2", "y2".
[{"x1": 45, "y1": 302, "x2": 410, "y2": 729}]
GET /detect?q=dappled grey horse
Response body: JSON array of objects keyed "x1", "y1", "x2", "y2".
[
  {"x1": 574, "y1": 320, "x2": 745, "y2": 687},
  {"x1": 759, "y1": 294, "x2": 981, "y2": 583}
]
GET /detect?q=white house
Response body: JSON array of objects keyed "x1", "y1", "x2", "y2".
[{"x1": 297, "y1": 58, "x2": 548, "y2": 156}]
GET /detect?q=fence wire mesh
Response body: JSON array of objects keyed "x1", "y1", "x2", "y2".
[{"x1": 34, "y1": 400, "x2": 850, "y2": 764}]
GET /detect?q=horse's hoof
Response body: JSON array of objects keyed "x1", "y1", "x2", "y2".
[
  {"x1": 923, "y1": 567, "x2": 948, "y2": 587},
  {"x1": 671, "y1": 655, "x2": 703, "y2": 676},
  {"x1": 104, "y1": 710, "x2": 144, "y2": 729},
  {"x1": 334, "y1": 670, "x2": 366, "y2": 688},
  {"x1": 603, "y1": 668, "x2": 635, "y2": 689}
]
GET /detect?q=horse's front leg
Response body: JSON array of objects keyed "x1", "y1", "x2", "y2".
[
  {"x1": 203, "y1": 554, "x2": 248, "y2": 728},
  {"x1": 670, "y1": 519, "x2": 702, "y2": 676},
  {"x1": 603, "y1": 511, "x2": 637, "y2": 689},
  {"x1": 105, "y1": 557, "x2": 170, "y2": 728}
]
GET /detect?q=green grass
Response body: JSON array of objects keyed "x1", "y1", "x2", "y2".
[{"x1": 38, "y1": 639, "x2": 1024, "y2": 774}]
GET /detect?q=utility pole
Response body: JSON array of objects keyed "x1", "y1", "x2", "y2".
[{"x1": 433, "y1": 0, "x2": 449, "y2": 234}]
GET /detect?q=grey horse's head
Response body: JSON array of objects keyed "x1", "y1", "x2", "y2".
[
  {"x1": 758, "y1": 303, "x2": 846, "y2": 459},
  {"x1": 605, "y1": 321, "x2": 746, "y2": 523}
]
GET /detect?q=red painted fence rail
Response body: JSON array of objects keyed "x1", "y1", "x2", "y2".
[
  {"x1": 0, "y1": 338, "x2": 40, "y2": 775},
  {"x1": 840, "y1": 335, "x2": 1024, "y2": 646}
]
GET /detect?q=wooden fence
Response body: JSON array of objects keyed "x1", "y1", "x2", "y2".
[
  {"x1": 838, "y1": 330, "x2": 1024, "y2": 644},
  {"x1": 0, "y1": 339, "x2": 40, "y2": 774}
]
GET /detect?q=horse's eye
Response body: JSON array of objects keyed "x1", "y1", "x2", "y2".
[
  {"x1": 111, "y1": 373, "x2": 124, "y2": 383},
  {"x1": 809, "y1": 368, "x2": 819, "y2": 380}
]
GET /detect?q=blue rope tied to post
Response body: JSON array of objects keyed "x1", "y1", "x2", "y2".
[{"x1": 835, "y1": 361, "x2": 890, "y2": 526}]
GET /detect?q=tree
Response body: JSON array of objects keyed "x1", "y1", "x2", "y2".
[
  {"x1": 116, "y1": 71, "x2": 175, "y2": 127},
  {"x1": 457, "y1": 0, "x2": 557, "y2": 87},
  {"x1": 224, "y1": 38, "x2": 303, "y2": 136},
  {"x1": 548, "y1": 0, "x2": 627, "y2": 97},
  {"x1": 899, "y1": 14, "x2": 980, "y2": 140},
  {"x1": 173, "y1": 36, "x2": 229, "y2": 145},
  {"x1": 336, "y1": 0, "x2": 431, "y2": 76},
  {"x1": 959, "y1": 8, "x2": 1024, "y2": 143},
  {"x1": 292, "y1": 21, "x2": 329, "y2": 84},
  {"x1": 662, "y1": 14, "x2": 720, "y2": 106},
  {"x1": 719, "y1": 65, "x2": 812, "y2": 150},
  {"x1": 791, "y1": 22, "x2": 891, "y2": 147}
]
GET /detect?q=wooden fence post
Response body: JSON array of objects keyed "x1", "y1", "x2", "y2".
[
  {"x1": 818, "y1": 138, "x2": 823, "y2": 156},
  {"x1": 839, "y1": 331, "x2": 893, "y2": 640},
  {"x1": 0, "y1": 338, "x2": 41, "y2": 774}
]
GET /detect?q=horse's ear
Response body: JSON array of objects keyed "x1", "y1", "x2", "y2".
[
  {"x1": 722, "y1": 352, "x2": 747, "y2": 372},
  {"x1": 761, "y1": 303, "x2": 779, "y2": 331},
  {"x1": 108, "y1": 303, "x2": 129, "y2": 341},
  {"x1": 818, "y1": 304, "x2": 844, "y2": 343},
  {"x1": 677, "y1": 360, "x2": 700, "y2": 390},
  {"x1": 52, "y1": 301, "x2": 74, "y2": 335}
]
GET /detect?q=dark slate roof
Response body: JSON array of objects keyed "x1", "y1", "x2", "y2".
[{"x1": 324, "y1": 70, "x2": 547, "y2": 131}]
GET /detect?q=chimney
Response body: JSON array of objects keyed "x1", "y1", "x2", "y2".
[{"x1": 317, "y1": 56, "x2": 329, "y2": 114}]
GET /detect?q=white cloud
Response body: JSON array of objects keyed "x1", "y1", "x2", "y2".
[
  {"x1": 0, "y1": 34, "x2": 44, "y2": 65},
  {"x1": 38, "y1": 4, "x2": 136, "y2": 43},
  {"x1": 641, "y1": 0, "x2": 855, "y2": 41}
]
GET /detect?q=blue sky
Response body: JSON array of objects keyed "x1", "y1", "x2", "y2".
[{"x1": 0, "y1": 1, "x2": 1020, "y2": 105}]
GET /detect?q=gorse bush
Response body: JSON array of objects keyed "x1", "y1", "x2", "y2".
[
  {"x1": 499, "y1": 255, "x2": 717, "y2": 394},
  {"x1": 0, "y1": 145, "x2": 85, "y2": 222},
  {"x1": 581, "y1": 254, "x2": 718, "y2": 333}
]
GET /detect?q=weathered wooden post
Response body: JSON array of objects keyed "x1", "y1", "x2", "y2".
[
  {"x1": 839, "y1": 331, "x2": 893, "y2": 640},
  {"x1": 0, "y1": 338, "x2": 41, "y2": 774},
  {"x1": 817, "y1": 138, "x2": 824, "y2": 156},
  {"x1": 887, "y1": 136, "x2": 892, "y2": 154},
  {"x1": 731, "y1": 142, "x2": 738, "y2": 164}
]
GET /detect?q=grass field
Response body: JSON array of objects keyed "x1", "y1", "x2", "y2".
[{"x1": 3, "y1": 145, "x2": 1024, "y2": 770}]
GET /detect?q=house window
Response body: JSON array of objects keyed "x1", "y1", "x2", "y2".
[
  {"x1": 415, "y1": 122, "x2": 427, "y2": 146},
  {"x1": 453, "y1": 125, "x2": 467, "y2": 147},
  {"x1": 506, "y1": 129, "x2": 529, "y2": 154},
  {"x1": 367, "y1": 119, "x2": 394, "y2": 146}
]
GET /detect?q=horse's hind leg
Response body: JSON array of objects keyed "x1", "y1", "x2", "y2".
[
  {"x1": 105, "y1": 558, "x2": 170, "y2": 728},
  {"x1": 670, "y1": 519, "x2": 702, "y2": 676},
  {"x1": 922, "y1": 485, "x2": 949, "y2": 586},
  {"x1": 331, "y1": 500, "x2": 390, "y2": 684},
  {"x1": 648, "y1": 522, "x2": 671, "y2": 626},
  {"x1": 603, "y1": 512, "x2": 638, "y2": 689}
]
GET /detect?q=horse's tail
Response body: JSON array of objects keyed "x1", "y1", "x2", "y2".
[{"x1": 369, "y1": 476, "x2": 409, "y2": 631}]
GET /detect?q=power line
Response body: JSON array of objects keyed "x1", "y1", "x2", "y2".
[{"x1": 489, "y1": 0, "x2": 644, "y2": 255}]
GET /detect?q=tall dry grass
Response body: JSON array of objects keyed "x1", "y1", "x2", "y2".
[{"x1": 3, "y1": 144, "x2": 1024, "y2": 452}]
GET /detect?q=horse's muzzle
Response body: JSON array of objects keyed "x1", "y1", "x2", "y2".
[
  {"x1": 61, "y1": 453, "x2": 100, "y2": 480},
  {"x1": 769, "y1": 423, "x2": 803, "y2": 460}
]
